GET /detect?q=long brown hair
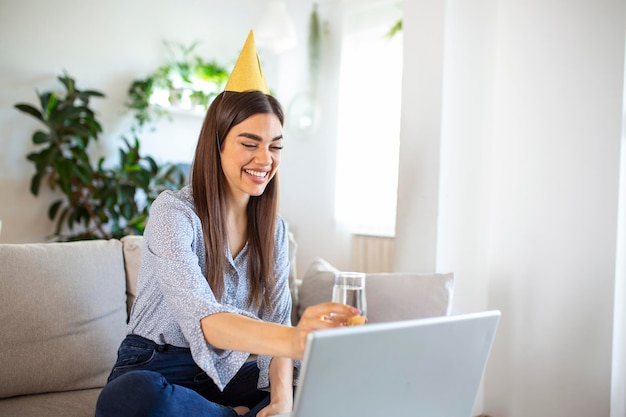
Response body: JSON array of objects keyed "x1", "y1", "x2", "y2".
[{"x1": 190, "y1": 90, "x2": 285, "y2": 309}]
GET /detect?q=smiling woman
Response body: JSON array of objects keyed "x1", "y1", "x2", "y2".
[{"x1": 94, "y1": 31, "x2": 361, "y2": 417}]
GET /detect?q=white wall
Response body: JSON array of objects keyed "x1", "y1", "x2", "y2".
[
  {"x1": 394, "y1": 0, "x2": 445, "y2": 273},
  {"x1": 0, "y1": 0, "x2": 353, "y2": 277},
  {"x1": 276, "y1": 1, "x2": 353, "y2": 276},
  {"x1": 438, "y1": 1, "x2": 498, "y2": 412},
  {"x1": 398, "y1": 0, "x2": 625, "y2": 416},
  {"x1": 487, "y1": 0, "x2": 623, "y2": 415}
]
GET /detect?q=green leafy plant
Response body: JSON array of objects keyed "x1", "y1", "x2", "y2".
[
  {"x1": 126, "y1": 40, "x2": 229, "y2": 127},
  {"x1": 15, "y1": 73, "x2": 185, "y2": 241}
]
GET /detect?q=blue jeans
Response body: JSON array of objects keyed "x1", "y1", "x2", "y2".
[{"x1": 95, "y1": 335, "x2": 270, "y2": 417}]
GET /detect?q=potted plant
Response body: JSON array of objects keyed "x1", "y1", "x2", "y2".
[{"x1": 15, "y1": 73, "x2": 185, "y2": 241}]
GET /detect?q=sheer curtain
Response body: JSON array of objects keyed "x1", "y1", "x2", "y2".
[
  {"x1": 334, "y1": 0, "x2": 403, "y2": 238},
  {"x1": 611, "y1": 79, "x2": 626, "y2": 416}
]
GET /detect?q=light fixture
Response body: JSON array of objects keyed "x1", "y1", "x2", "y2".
[{"x1": 255, "y1": 0, "x2": 298, "y2": 54}]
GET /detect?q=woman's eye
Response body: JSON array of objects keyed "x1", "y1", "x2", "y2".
[
  {"x1": 271, "y1": 145, "x2": 283, "y2": 150},
  {"x1": 242, "y1": 143, "x2": 256, "y2": 149}
]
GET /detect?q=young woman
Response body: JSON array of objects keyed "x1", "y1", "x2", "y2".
[{"x1": 95, "y1": 78, "x2": 358, "y2": 417}]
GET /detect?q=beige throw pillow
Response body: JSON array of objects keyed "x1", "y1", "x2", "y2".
[
  {"x1": 296, "y1": 257, "x2": 454, "y2": 323},
  {"x1": 0, "y1": 240, "x2": 128, "y2": 398}
]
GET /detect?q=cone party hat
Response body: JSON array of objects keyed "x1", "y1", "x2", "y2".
[{"x1": 224, "y1": 30, "x2": 270, "y2": 94}]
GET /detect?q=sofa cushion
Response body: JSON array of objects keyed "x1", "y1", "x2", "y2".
[
  {"x1": 365, "y1": 272, "x2": 455, "y2": 322},
  {"x1": 297, "y1": 257, "x2": 339, "y2": 320},
  {"x1": 0, "y1": 240, "x2": 127, "y2": 399},
  {"x1": 0, "y1": 388, "x2": 101, "y2": 417},
  {"x1": 297, "y1": 257, "x2": 455, "y2": 323}
]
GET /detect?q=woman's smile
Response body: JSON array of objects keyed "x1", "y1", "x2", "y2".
[{"x1": 244, "y1": 169, "x2": 270, "y2": 180}]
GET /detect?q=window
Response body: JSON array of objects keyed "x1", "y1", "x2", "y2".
[{"x1": 334, "y1": 0, "x2": 403, "y2": 237}]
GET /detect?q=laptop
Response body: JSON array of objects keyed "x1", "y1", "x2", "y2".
[{"x1": 277, "y1": 310, "x2": 500, "y2": 417}]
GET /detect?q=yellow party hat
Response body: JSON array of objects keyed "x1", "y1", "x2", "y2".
[{"x1": 224, "y1": 30, "x2": 270, "y2": 94}]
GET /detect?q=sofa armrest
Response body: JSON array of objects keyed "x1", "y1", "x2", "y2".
[{"x1": 121, "y1": 235, "x2": 143, "y2": 318}]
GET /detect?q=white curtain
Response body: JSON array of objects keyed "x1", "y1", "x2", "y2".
[{"x1": 334, "y1": 0, "x2": 403, "y2": 237}]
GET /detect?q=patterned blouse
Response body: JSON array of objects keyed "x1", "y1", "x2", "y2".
[{"x1": 127, "y1": 185, "x2": 293, "y2": 391}]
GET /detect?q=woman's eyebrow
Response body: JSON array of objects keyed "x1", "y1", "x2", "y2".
[{"x1": 238, "y1": 132, "x2": 283, "y2": 141}]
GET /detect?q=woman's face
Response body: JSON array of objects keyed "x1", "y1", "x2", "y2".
[{"x1": 220, "y1": 112, "x2": 283, "y2": 203}]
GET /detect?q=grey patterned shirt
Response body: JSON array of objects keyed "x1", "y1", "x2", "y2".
[{"x1": 127, "y1": 185, "x2": 293, "y2": 391}]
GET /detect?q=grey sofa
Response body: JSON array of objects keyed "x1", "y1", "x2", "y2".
[{"x1": 0, "y1": 236, "x2": 454, "y2": 417}]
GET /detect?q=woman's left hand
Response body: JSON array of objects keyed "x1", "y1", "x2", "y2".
[{"x1": 256, "y1": 399, "x2": 291, "y2": 417}]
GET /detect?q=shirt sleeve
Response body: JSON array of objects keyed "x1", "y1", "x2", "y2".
[
  {"x1": 142, "y1": 192, "x2": 258, "y2": 391},
  {"x1": 256, "y1": 216, "x2": 299, "y2": 390}
]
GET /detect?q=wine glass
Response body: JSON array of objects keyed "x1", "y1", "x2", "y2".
[{"x1": 332, "y1": 271, "x2": 367, "y2": 325}]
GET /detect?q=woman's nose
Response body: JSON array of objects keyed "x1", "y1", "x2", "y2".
[{"x1": 254, "y1": 147, "x2": 272, "y2": 165}]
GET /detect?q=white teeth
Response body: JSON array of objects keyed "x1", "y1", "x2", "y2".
[{"x1": 246, "y1": 170, "x2": 267, "y2": 177}]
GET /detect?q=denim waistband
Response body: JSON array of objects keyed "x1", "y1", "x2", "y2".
[{"x1": 123, "y1": 333, "x2": 191, "y2": 353}]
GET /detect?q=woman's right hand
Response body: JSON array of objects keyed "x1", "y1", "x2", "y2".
[{"x1": 290, "y1": 302, "x2": 360, "y2": 360}]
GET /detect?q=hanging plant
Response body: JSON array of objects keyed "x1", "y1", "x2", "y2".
[
  {"x1": 309, "y1": 3, "x2": 321, "y2": 91},
  {"x1": 126, "y1": 40, "x2": 229, "y2": 127}
]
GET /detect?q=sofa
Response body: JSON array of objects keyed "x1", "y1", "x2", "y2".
[{"x1": 0, "y1": 236, "x2": 454, "y2": 417}]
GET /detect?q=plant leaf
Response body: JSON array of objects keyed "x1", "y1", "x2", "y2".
[
  {"x1": 80, "y1": 89, "x2": 105, "y2": 98},
  {"x1": 32, "y1": 131, "x2": 49, "y2": 144},
  {"x1": 30, "y1": 174, "x2": 42, "y2": 196},
  {"x1": 48, "y1": 199, "x2": 63, "y2": 220},
  {"x1": 14, "y1": 104, "x2": 44, "y2": 122}
]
